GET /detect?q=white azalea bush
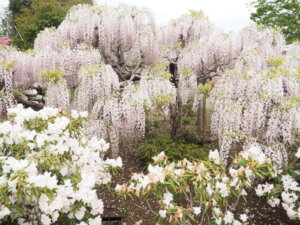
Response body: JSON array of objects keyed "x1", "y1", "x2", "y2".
[
  {"x1": 255, "y1": 148, "x2": 300, "y2": 221},
  {"x1": 116, "y1": 146, "x2": 276, "y2": 225},
  {"x1": 0, "y1": 105, "x2": 122, "y2": 225}
]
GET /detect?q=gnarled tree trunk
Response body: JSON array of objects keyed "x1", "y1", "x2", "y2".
[
  {"x1": 169, "y1": 63, "x2": 183, "y2": 141},
  {"x1": 196, "y1": 94, "x2": 206, "y2": 138},
  {"x1": 170, "y1": 87, "x2": 183, "y2": 141}
]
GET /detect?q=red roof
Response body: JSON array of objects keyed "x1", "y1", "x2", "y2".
[{"x1": 0, "y1": 37, "x2": 12, "y2": 45}]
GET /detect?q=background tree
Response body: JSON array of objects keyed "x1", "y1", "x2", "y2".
[
  {"x1": 9, "y1": 0, "x2": 31, "y2": 16},
  {"x1": 9, "y1": 0, "x2": 93, "y2": 50},
  {"x1": 0, "y1": 8, "x2": 14, "y2": 37},
  {"x1": 250, "y1": 0, "x2": 300, "y2": 44},
  {"x1": 8, "y1": 0, "x2": 93, "y2": 17}
]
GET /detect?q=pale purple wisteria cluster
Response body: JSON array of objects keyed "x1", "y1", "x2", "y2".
[
  {"x1": 209, "y1": 40, "x2": 300, "y2": 162},
  {"x1": 0, "y1": 105, "x2": 122, "y2": 225},
  {"x1": 34, "y1": 4, "x2": 158, "y2": 72},
  {"x1": 0, "y1": 4, "x2": 161, "y2": 155},
  {"x1": 1, "y1": 4, "x2": 296, "y2": 158}
]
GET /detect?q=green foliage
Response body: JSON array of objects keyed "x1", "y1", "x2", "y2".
[
  {"x1": 182, "y1": 98, "x2": 194, "y2": 116},
  {"x1": 179, "y1": 66, "x2": 192, "y2": 76},
  {"x1": 10, "y1": 0, "x2": 93, "y2": 50},
  {"x1": 173, "y1": 41, "x2": 182, "y2": 49},
  {"x1": 59, "y1": 0, "x2": 93, "y2": 9},
  {"x1": 250, "y1": 0, "x2": 300, "y2": 44},
  {"x1": 38, "y1": 68, "x2": 64, "y2": 84},
  {"x1": 188, "y1": 10, "x2": 207, "y2": 20},
  {"x1": 13, "y1": 0, "x2": 65, "y2": 50},
  {"x1": 12, "y1": 89, "x2": 23, "y2": 96},
  {"x1": 196, "y1": 82, "x2": 212, "y2": 96},
  {"x1": 146, "y1": 118, "x2": 162, "y2": 128},
  {"x1": 153, "y1": 93, "x2": 174, "y2": 115},
  {"x1": 70, "y1": 87, "x2": 77, "y2": 101},
  {"x1": 278, "y1": 95, "x2": 300, "y2": 112},
  {"x1": 0, "y1": 60, "x2": 17, "y2": 69},
  {"x1": 182, "y1": 117, "x2": 196, "y2": 126},
  {"x1": 287, "y1": 146, "x2": 300, "y2": 181},
  {"x1": 151, "y1": 60, "x2": 172, "y2": 80},
  {"x1": 9, "y1": 0, "x2": 31, "y2": 16},
  {"x1": 264, "y1": 56, "x2": 299, "y2": 79},
  {"x1": 266, "y1": 56, "x2": 285, "y2": 67},
  {"x1": 171, "y1": 9, "x2": 207, "y2": 26},
  {"x1": 138, "y1": 135, "x2": 211, "y2": 163},
  {"x1": 182, "y1": 117, "x2": 191, "y2": 125},
  {"x1": 79, "y1": 63, "x2": 106, "y2": 75}
]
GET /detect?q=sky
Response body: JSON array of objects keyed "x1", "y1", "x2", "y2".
[
  {"x1": 96, "y1": 0, "x2": 254, "y2": 31},
  {"x1": 0, "y1": 0, "x2": 8, "y2": 16},
  {"x1": 0, "y1": 0, "x2": 254, "y2": 32}
]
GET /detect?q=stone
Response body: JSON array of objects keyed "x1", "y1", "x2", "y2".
[
  {"x1": 32, "y1": 101, "x2": 40, "y2": 104},
  {"x1": 30, "y1": 95, "x2": 43, "y2": 101},
  {"x1": 24, "y1": 89, "x2": 38, "y2": 96},
  {"x1": 19, "y1": 94, "x2": 28, "y2": 102}
]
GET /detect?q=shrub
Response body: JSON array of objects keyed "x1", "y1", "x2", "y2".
[
  {"x1": 145, "y1": 118, "x2": 161, "y2": 128},
  {"x1": 182, "y1": 98, "x2": 194, "y2": 117},
  {"x1": 122, "y1": 143, "x2": 300, "y2": 224},
  {"x1": 138, "y1": 135, "x2": 212, "y2": 163},
  {"x1": 116, "y1": 145, "x2": 277, "y2": 225},
  {"x1": 0, "y1": 105, "x2": 122, "y2": 225},
  {"x1": 182, "y1": 117, "x2": 194, "y2": 125}
]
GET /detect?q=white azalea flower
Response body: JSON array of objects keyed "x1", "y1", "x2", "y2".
[
  {"x1": 267, "y1": 197, "x2": 280, "y2": 207},
  {"x1": 223, "y1": 211, "x2": 234, "y2": 224},
  {"x1": 163, "y1": 192, "x2": 173, "y2": 205},
  {"x1": 159, "y1": 210, "x2": 167, "y2": 218},
  {"x1": 296, "y1": 148, "x2": 300, "y2": 158},
  {"x1": 240, "y1": 213, "x2": 248, "y2": 222},
  {"x1": 41, "y1": 214, "x2": 51, "y2": 225},
  {"x1": 75, "y1": 207, "x2": 86, "y2": 220},
  {"x1": 193, "y1": 207, "x2": 201, "y2": 215},
  {"x1": 0, "y1": 207, "x2": 10, "y2": 219},
  {"x1": 209, "y1": 150, "x2": 220, "y2": 164}
]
